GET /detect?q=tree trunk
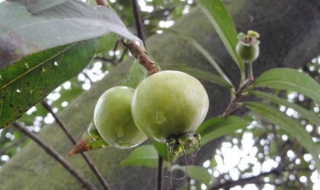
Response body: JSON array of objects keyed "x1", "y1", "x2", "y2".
[{"x1": 1, "y1": 1, "x2": 320, "y2": 189}]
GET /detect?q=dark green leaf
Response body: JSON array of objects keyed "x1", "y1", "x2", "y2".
[
  {"x1": 121, "y1": 145, "x2": 158, "y2": 168},
  {"x1": 174, "y1": 165, "x2": 211, "y2": 186},
  {"x1": 197, "y1": 0, "x2": 244, "y2": 72},
  {"x1": 0, "y1": 39, "x2": 98, "y2": 128},
  {"x1": 244, "y1": 101, "x2": 320, "y2": 172},
  {"x1": 196, "y1": 116, "x2": 249, "y2": 145},
  {"x1": 249, "y1": 91, "x2": 320, "y2": 126},
  {"x1": 252, "y1": 68, "x2": 320, "y2": 104},
  {"x1": 0, "y1": 0, "x2": 139, "y2": 67},
  {"x1": 161, "y1": 28, "x2": 233, "y2": 88},
  {"x1": 163, "y1": 64, "x2": 233, "y2": 88}
]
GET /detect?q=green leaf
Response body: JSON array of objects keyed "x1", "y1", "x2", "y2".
[
  {"x1": 161, "y1": 28, "x2": 233, "y2": 88},
  {"x1": 120, "y1": 60, "x2": 147, "y2": 88},
  {"x1": 152, "y1": 140, "x2": 176, "y2": 162},
  {"x1": 174, "y1": 165, "x2": 211, "y2": 186},
  {"x1": 244, "y1": 101, "x2": 320, "y2": 172},
  {"x1": 197, "y1": 0, "x2": 244, "y2": 72},
  {"x1": 27, "y1": 0, "x2": 71, "y2": 13},
  {"x1": 163, "y1": 64, "x2": 233, "y2": 89},
  {"x1": 249, "y1": 91, "x2": 320, "y2": 127},
  {"x1": 121, "y1": 145, "x2": 158, "y2": 168},
  {"x1": 0, "y1": 0, "x2": 139, "y2": 67},
  {"x1": 96, "y1": 33, "x2": 119, "y2": 54},
  {"x1": 0, "y1": 39, "x2": 98, "y2": 128},
  {"x1": 252, "y1": 68, "x2": 320, "y2": 104},
  {"x1": 196, "y1": 116, "x2": 249, "y2": 145}
]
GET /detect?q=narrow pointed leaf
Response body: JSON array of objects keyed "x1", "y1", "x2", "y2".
[
  {"x1": 121, "y1": 145, "x2": 158, "y2": 168},
  {"x1": 252, "y1": 68, "x2": 320, "y2": 104},
  {"x1": 244, "y1": 101, "x2": 320, "y2": 172},
  {"x1": 163, "y1": 64, "x2": 233, "y2": 88},
  {"x1": 161, "y1": 28, "x2": 233, "y2": 88},
  {"x1": 174, "y1": 165, "x2": 211, "y2": 186},
  {"x1": 197, "y1": 0, "x2": 244, "y2": 71},
  {"x1": 0, "y1": 0, "x2": 140, "y2": 67},
  {"x1": 196, "y1": 116, "x2": 249, "y2": 145},
  {"x1": 249, "y1": 91, "x2": 320, "y2": 126},
  {"x1": 0, "y1": 39, "x2": 98, "y2": 128}
]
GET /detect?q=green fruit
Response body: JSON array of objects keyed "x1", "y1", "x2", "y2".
[
  {"x1": 94, "y1": 86, "x2": 148, "y2": 149},
  {"x1": 236, "y1": 30, "x2": 260, "y2": 63},
  {"x1": 131, "y1": 70, "x2": 209, "y2": 154}
]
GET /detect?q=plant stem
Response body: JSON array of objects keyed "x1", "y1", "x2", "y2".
[
  {"x1": 120, "y1": 38, "x2": 161, "y2": 76},
  {"x1": 157, "y1": 155, "x2": 163, "y2": 190},
  {"x1": 41, "y1": 101, "x2": 111, "y2": 190},
  {"x1": 13, "y1": 122, "x2": 97, "y2": 190}
]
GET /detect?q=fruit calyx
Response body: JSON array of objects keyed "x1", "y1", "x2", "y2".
[{"x1": 166, "y1": 132, "x2": 201, "y2": 155}]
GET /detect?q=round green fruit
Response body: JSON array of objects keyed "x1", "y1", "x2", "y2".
[
  {"x1": 131, "y1": 70, "x2": 209, "y2": 144},
  {"x1": 94, "y1": 86, "x2": 148, "y2": 149}
]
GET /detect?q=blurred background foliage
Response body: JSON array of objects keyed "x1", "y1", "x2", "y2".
[{"x1": 1, "y1": 0, "x2": 320, "y2": 189}]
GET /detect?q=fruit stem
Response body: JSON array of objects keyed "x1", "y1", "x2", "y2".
[{"x1": 121, "y1": 38, "x2": 161, "y2": 76}]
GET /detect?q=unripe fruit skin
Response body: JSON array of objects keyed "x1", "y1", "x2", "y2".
[
  {"x1": 131, "y1": 71, "x2": 209, "y2": 142},
  {"x1": 236, "y1": 42, "x2": 259, "y2": 63},
  {"x1": 94, "y1": 86, "x2": 147, "y2": 149}
]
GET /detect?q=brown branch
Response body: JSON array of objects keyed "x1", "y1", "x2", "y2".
[
  {"x1": 0, "y1": 136, "x2": 28, "y2": 156},
  {"x1": 41, "y1": 101, "x2": 111, "y2": 190},
  {"x1": 121, "y1": 38, "x2": 161, "y2": 76},
  {"x1": 131, "y1": 0, "x2": 145, "y2": 46},
  {"x1": 13, "y1": 122, "x2": 97, "y2": 190},
  {"x1": 209, "y1": 168, "x2": 280, "y2": 190}
]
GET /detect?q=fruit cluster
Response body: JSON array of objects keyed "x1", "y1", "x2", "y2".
[{"x1": 94, "y1": 70, "x2": 209, "y2": 155}]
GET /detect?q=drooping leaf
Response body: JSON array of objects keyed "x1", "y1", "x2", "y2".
[
  {"x1": 0, "y1": 0, "x2": 140, "y2": 68},
  {"x1": 0, "y1": 39, "x2": 98, "y2": 128},
  {"x1": 161, "y1": 28, "x2": 233, "y2": 88},
  {"x1": 27, "y1": 0, "x2": 71, "y2": 13},
  {"x1": 197, "y1": 0, "x2": 244, "y2": 72},
  {"x1": 174, "y1": 165, "x2": 211, "y2": 186},
  {"x1": 244, "y1": 101, "x2": 320, "y2": 172},
  {"x1": 249, "y1": 91, "x2": 320, "y2": 126},
  {"x1": 121, "y1": 145, "x2": 158, "y2": 168},
  {"x1": 196, "y1": 116, "x2": 249, "y2": 145},
  {"x1": 252, "y1": 68, "x2": 320, "y2": 104},
  {"x1": 163, "y1": 64, "x2": 233, "y2": 89}
]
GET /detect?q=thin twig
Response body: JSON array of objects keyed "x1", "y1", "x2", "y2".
[
  {"x1": 41, "y1": 101, "x2": 111, "y2": 190},
  {"x1": 157, "y1": 155, "x2": 163, "y2": 190},
  {"x1": 131, "y1": 0, "x2": 145, "y2": 46},
  {"x1": 209, "y1": 168, "x2": 280, "y2": 190},
  {"x1": 0, "y1": 136, "x2": 28, "y2": 156},
  {"x1": 223, "y1": 78, "x2": 254, "y2": 116},
  {"x1": 13, "y1": 122, "x2": 97, "y2": 190}
]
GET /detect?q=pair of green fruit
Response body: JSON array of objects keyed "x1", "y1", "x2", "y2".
[{"x1": 94, "y1": 70, "x2": 209, "y2": 155}]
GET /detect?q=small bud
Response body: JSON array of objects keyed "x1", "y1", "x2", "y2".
[{"x1": 236, "y1": 30, "x2": 260, "y2": 63}]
